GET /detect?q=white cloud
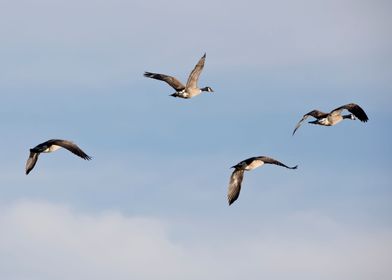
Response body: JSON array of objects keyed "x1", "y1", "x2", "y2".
[
  {"x1": 0, "y1": 200, "x2": 189, "y2": 280},
  {"x1": 0, "y1": 200, "x2": 391, "y2": 280}
]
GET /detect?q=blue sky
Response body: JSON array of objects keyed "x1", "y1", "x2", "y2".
[{"x1": 0, "y1": 0, "x2": 391, "y2": 279}]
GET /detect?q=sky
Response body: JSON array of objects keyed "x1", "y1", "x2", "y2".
[{"x1": 0, "y1": 0, "x2": 391, "y2": 279}]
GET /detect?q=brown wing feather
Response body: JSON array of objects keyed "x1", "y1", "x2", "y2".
[
  {"x1": 292, "y1": 110, "x2": 328, "y2": 135},
  {"x1": 331, "y1": 103, "x2": 369, "y2": 122},
  {"x1": 25, "y1": 152, "x2": 39, "y2": 175},
  {"x1": 256, "y1": 156, "x2": 298, "y2": 169},
  {"x1": 227, "y1": 169, "x2": 245, "y2": 205},
  {"x1": 51, "y1": 140, "x2": 92, "y2": 160},
  {"x1": 144, "y1": 72, "x2": 185, "y2": 91},
  {"x1": 292, "y1": 115, "x2": 311, "y2": 135},
  {"x1": 185, "y1": 53, "x2": 206, "y2": 90}
]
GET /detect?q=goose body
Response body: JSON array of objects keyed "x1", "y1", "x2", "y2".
[
  {"x1": 293, "y1": 103, "x2": 369, "y2": 135},
  {"x1": 144, "y1": 53, "x2": 214, "y2": 99},
  {"x1": 227, "y1": 156, "x2": 297, "y2": 205},
  {"x1": 26, "y1": 139, "x2": 91, "y2": 175}
]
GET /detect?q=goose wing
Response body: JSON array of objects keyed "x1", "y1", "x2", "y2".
[
  {"x1": 256, "y1": 156, "x2": 298, "y2": 169},
  {"x1": 144, "y1": 72, "x2": 185, "y2": 91},
  {"x1": 330, "y1": 103, "x2": 369, "y2": 122},
  {"x1": 292, "y1": 110, "x2": 328, "y2": 135},
  {"x1": 185, "y1": 53, "x2": 206, "y2": 90},
  {"x1": 50, "y1": 139, "x2": 92, "y2": 160},
  {"x1": 25, "y1": 151, "x2": 39, "y2": 175},
  {"x1": 227, "y1": 169, "x2": 245, "y2": 205}
]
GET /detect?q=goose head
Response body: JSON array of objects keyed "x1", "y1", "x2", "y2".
[
  {"x1": 201, "y1": 86, "x2": 214, "y2": 93},
  {"x1": 343, "y1": 114, "x2": 356, "y2": 120},
  {"x1": 231, "y1": 162, "x2": 246, "y2": 170}
]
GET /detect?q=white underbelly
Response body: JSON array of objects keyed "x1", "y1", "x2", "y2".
[
  {"x1": 44, "y1": 145, "x2": 62, "y2": 153},
  {"x1": 319, "y1": 118, "x2": 331, "y2": 125},
  {"x1": 246, "y1": 160, "x2": 264, "y2": 170},
  {"x1": 330, "y1": 118, "x2": 343, "y2": 125},
  {"x1": 187, "y1": 88, "x2": 201, "y2": 98}
]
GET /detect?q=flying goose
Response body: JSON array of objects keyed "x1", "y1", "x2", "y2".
[
  {"x1": 227, "y1": 156, "x2": 297, "y2": 205},
  {"x1": 26, "y1": 139, "x2": 91, "y2": 175},
  {"x1": 293, "y1": 103, "x2": 369, "y2": 135},
  {"x1": 144, "y1": 53, "x2": 214, "y2": 99}
]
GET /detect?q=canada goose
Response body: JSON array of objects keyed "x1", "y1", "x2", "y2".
[
  {"x1": 292, "y1": 103, "x2": 369, "y2": 135},
  {"x1": 227, "y1": 156, "x2": 297, "y2": 205},
  {"x1": 26, "y1": 139, "x2": 91, "y2": 175},
  {"x1": 144, "y1": 53, "x2": 214, "y2": 99}
]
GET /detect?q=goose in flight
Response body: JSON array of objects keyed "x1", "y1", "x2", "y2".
[
  {"x1": 26, "y1": 139, "x2": 92, "y2": 175},
  {"x1": 292, "y1": 103, "x2": 369, "y2": 135},
  {"x1": 144, "y1": 53, "x2": 214, "y2": 99},
  {"x1": 227, "y1": 156, "x2": 297, "y2": 205}
]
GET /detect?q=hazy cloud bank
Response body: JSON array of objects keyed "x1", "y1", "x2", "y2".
[{"x1": 0, "y1": 200, "x2": 391, "y2": 280}]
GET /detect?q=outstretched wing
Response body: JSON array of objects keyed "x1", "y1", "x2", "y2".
[
  {"x1": 256, "y1": 156, "x2": 298, "y2": 169},
  {"x1": 50, "y1": 140, "x2": 92, "y2": 160},
  {"x1": 144, "y1": 72, "x2": 185, "y2": 91},
  {"x1": 25, "y1": 152, "x2": 39, "y2": 175},
  {"x1": 185, "y1": 53, "x2": 206, "y2": 90},
  {"x1": 292, "y1": 110, "x2": 328, "y2": 135},
  {"x1": 227, "y1": 169, "x2": 245, "y2": 206},
  {"x1": 330, "y1": 103, "x2": 369, "y2": 122}
]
